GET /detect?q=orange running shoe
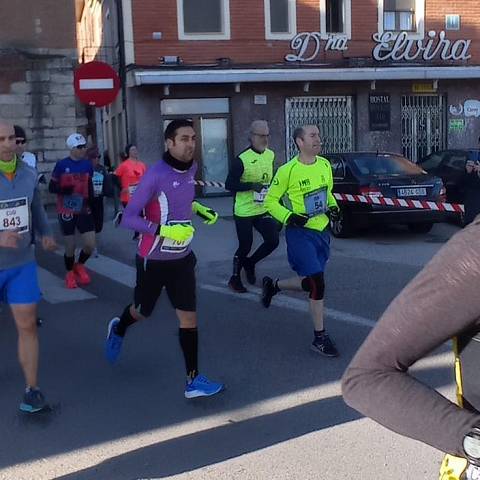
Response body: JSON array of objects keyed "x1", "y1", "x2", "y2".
[{"x1": 73, "y1": 263, "x2": 91, "y2": 285}]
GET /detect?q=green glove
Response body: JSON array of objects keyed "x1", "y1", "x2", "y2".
[
  {"x1": 192, "y1": 201, "x2": 219, "y2": 225},
  {"x1": 159, "y1": 224, "x2": 195, "y2": 242}
]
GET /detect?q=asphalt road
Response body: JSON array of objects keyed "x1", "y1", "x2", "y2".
[{"x1": 0, "y1": 201, "x2": 462, "y2": 480}]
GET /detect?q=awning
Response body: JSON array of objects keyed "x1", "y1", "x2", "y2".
[{"x1": 130, "y1": 65, "x2": 480, "y2": 86}]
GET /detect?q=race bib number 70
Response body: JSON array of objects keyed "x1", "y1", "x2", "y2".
[{"x1": 0, "y1": 197, "x2": 30, "y2": 233}]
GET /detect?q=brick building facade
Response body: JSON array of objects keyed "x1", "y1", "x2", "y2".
[{"x1": 92, "y1": 0, "x2": 480, "y2": 195}]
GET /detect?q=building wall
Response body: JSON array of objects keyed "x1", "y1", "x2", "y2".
[
  {"x1": 129, "y1": 80, "x2": 480, "y2": 170},
  {"x1": 131, "y1": 0, "x2": 480, "y2": 66},
  {"x1": 0, "y1": 0, "x2": 76, "y2": 49}
]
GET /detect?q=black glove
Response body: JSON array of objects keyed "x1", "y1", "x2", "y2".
[
  {"x1": 287, "y1": 213, "x2": 309, "y2": 227},
  {"x1": 328, "y1": 207, "x2": 341, "y2": 222},
  {"x1": 251, "y1": 183, "x2": 265, "y2": 193}
]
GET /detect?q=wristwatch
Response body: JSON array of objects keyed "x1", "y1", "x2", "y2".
[{"x1": 463, "y1": 426, "x2": 480, "y2": 465}]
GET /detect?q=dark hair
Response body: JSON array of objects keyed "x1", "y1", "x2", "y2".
[
  {"x1": 293, "y1": 126, "x2": 305, "y2": 148},
  {"x1": 125, "y1": 144, "x2": 135, "y2": 157},
  {"x1": 14, "y1": 125, "x2": 26, "y2": 140},
  {"x1": 164, "y1": 119, "x2": 194, "y2": 141}
]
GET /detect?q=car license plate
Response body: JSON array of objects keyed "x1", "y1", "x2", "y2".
[{"x1": 397, "y1": 187, "x2": 426, "y2": 197}]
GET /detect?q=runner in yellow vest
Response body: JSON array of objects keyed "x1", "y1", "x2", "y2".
[
  {"x1": 225, "y1": 120, "x2": 280, "y2": 293},
  {"x1": 262, "y1": 125, "x2": 341, "y2": 356}
]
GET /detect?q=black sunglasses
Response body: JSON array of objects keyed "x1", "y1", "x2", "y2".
[
  {"x1": 16, "y1": 139, "x2": 26, "y2": 145},
  {"x1": 76, "y1": 145, "x2": 87, "y2": 149}
]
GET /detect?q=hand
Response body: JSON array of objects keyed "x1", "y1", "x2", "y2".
[
  {"x1": 159, "y1": 224, "x2": 195, "y2": 242},
  {"x1": 252, "y1": 183, "x2": 265, "y2": 193},
  {"x1": 192, "y1": 201, "x2": 219, "y2": 225},
  {"x1": 0, "y1": 230, "x2": 21, "y2": 248},
  {"x1": 466, "y1": 161, "x2": 475, "y2": 173},
  {"x1": 41, "y1": 236, "x2": 57, "y2": 252},
  {"x1": 328, "y1": 206, "x2": 341, "y2": 222},
  {"x1": 287, "y1": 213, "x2": 309, "y2": 227}
]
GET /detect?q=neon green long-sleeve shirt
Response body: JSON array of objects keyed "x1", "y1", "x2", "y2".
[{"x1": 264, "y1": 155, "x2": 338, "y2": 232}]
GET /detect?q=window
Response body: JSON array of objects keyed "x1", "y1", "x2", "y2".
[
  {"x1": 445, "y1": 14, "x2": 460, "y2": 31},
  {"x1": 377, "y1": 0, "x2": 424, "y2": 40},
  {"x1": 320, "y1": 0, "x2": 351, "y2": 39},
  {"x1": 177, "y1": 0, "x2": 230, "y2": 40},
  {"x1": 384, "y1": 0, "x2": 415, "y2": 31},
  {"x1": 265, "y1": 0, "x2": 296, "y2": 39}
]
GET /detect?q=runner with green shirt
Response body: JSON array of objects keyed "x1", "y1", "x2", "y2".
[
  {"x1": 262, "y1": 125, "x2": 341, "y2": 357},
  {"x1": 225, "y1": 120, "x2": 279, "y2": 293}
]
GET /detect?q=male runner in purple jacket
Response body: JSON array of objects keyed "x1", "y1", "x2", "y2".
[{"x1": 105, "y1": 119, "x2": 224, "y2": 399}]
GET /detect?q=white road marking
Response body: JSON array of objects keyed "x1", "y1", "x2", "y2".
[
  {"x1": 38, "y1": 268, "x2": 96, "y2": 303},
  {"x1": 51, "y1": 253, "x2": 377, "y2": 328},
  {"x1": 201, "y1": 284, "x2": 377, "y2": 329}
]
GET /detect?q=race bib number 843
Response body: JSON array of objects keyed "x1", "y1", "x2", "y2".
[{"x1": 0, "y1": 197, "x2": 30, "y2": 233}]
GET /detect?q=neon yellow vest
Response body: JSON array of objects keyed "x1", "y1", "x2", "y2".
[{"x1": 234, "y1": 147, "x2": 275, "y2": 217}]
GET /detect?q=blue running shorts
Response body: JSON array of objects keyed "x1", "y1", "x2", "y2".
[
  {"x1": 0, "y1": 261, "x2": 41, "y2": 304},
  {"x1": 285, "y1": 227, "x2": 330, "y2": 277}
]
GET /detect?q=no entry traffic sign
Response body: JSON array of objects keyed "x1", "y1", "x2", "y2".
[{"x1": 74, "y1": 61, "x2": 121, "y2": 107}]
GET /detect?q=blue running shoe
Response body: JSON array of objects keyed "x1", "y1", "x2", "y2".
[
  {"x1": 184, "y1": 374, "x2": 224, "y2": 399},
  {"x1": 20, "y1": 388, "x2": 47, "y2": 413},
  {"x1": 105, "y1": 317, "x2": 123, "y2": 364}
]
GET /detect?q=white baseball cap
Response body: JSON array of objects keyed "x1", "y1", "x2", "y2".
[{"x1": 66, "y1": 133, "x2": 87, "y2": 150}]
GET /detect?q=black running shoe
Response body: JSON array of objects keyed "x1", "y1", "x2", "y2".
[
  {"x1": 262, "y1": 276, "x2": 277, "y2": 308},
  {"x1": 243, "y1": 258, "x2": 256, "y2": 285},
  {"x1": 311, "y1": 333, "x2": 339, "y2": 357},
  {"x1": 228, "y1": 275, "x2": 247, "y2": 293}
]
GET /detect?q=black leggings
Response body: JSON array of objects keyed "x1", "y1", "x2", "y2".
[{"x1": 234, "y1": 214, "x2": 280, "y2": 265}]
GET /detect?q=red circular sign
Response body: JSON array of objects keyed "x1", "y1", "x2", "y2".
[{"x1": 74, "y1": 61, "x2": 121, "y2": 107}]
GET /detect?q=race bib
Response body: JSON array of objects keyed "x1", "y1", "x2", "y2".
[
  {"x1": 92, "y1": 172, "x2": 104, "y2": 196},
  {"x1": 63, "y1": 194, "x2": 84, "y2": 213},
  {"x1": 253, "y1": 185, "x2": 269, "y2": 203},
  {"x1": 160, "y1": 220, "x2": 193, "y2": 254},
  {"x1": 0, "y1": 197, "x2": 30, "y2": 233},
  {"x1": 128, "y1": 184, "x2": 138, "y2": 196},
  {"x1": 304, "y1": 188, "x2": 327, "y2": 217}
]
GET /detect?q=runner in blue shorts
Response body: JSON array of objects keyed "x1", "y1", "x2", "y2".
[
  {"x1": 0, "y1": 121, "x2": 56, "y2": 412},
  {"x1": 261, "y1": 125, "x2": 341, "y2": 357}
]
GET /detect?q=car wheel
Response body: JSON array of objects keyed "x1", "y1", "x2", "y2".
[
  {"x1": 407, "y1": 222, "x2": 433, "y2": 234},
  {"x1": 330, "y1": 209, "x2": 355, "y2": 238}
]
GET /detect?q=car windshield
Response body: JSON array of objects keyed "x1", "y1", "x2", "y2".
[{"x1": 351, "y1": 154, "x2": 426, "y2": 176}]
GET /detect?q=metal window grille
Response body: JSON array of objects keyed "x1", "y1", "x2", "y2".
[
  {"x1": 401, "y1": 95, "x2": 446, "y2": 163},
  {"x1": 285, "y1": 96, "x2": 354, "y2": 160}
]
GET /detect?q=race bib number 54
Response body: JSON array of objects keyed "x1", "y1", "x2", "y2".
[
  {"x1": 0, "y1": 197, "x2": 30, "y2": 233},
  {"x1": 304, "y1": 188, "x2": 327, "y2": 217}
]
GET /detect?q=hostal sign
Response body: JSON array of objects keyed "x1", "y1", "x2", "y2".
[{"x1": 285, "y1": 30, "x2": 472, "y2": 63}]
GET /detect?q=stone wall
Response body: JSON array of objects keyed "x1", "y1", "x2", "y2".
[{"x1": 0, "y1": 48, "x2": 87, "y2": 183}]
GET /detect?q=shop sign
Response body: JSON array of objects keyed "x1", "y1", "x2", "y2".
[
  {"x1": 412, "y1": 82, "x2": 436, "y2": 93},
  {"x1": 285, "y1": 30, "x2": 472, "y2": 63},
  {"x1": 449, "y1": 119, "x2": 465, "y2": 132},
  {"x1": 285, "y1": 32, "x2": 348, "y2": 62},
  {"x1": 372, "y1": 31, "x2": 471, "y2": 62},
  {"x1": 369, "y1": 94, "x2": 391, "y2": 131}
]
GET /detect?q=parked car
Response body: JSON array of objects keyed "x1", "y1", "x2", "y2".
[
  {"x1": 418, "y1": 149, "x2": 480, "y2": 205},
  {"x1": 323, "y1": 152, "x2": 447, "y2": 238}
]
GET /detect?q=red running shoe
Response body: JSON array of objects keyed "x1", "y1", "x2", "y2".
[
  {"x1": 65, "y1": 271, "x2": 78, "y2": 289},
  {"x1": 73, "y1": 263, "x2": 91, "y2": 285}
]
